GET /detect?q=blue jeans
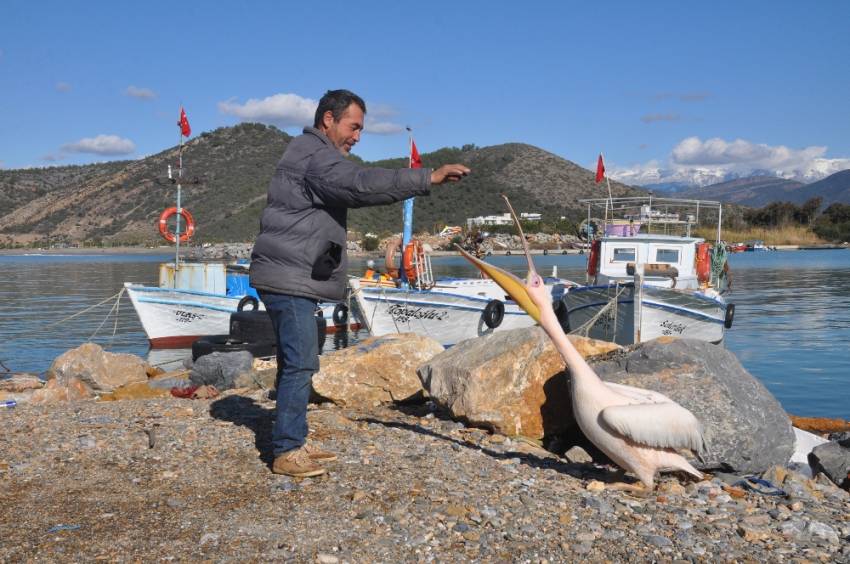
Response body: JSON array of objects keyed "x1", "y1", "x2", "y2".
[{"x1": 258, "y1": 292, "x2": 319, "y2": 457}]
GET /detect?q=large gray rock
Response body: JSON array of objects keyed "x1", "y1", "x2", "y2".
[
  {"x1": 313, "y1": 333, "x2": 443, "y2": 407},
  {"x1": 418, "y1": 327, "x2": 620, "y2": 438},
  {"x1": 809, "y1": 438, "x2": 850, "y2": 490},
  {"x1": 590, "y1": 337, "x2": 795, "y2": 473},
  {"x1": 190, "y1": 351, "x2": 254, "y2": 390},
  {"x1": 47, "y1": 343, "x2": 148, "y2": 392}
]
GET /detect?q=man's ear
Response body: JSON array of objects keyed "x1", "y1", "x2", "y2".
[{"x1": 321, "y1": 110, "x2": 335, "y2": 130}]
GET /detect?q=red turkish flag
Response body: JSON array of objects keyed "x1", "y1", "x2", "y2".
[
  {"x1": 178, "y1": 107, "x2": 191, "y2": 138},
  {"x1": 595, "y1": 153, "x2": 605, "y2": 183},
  {"x1": 410, "y1": 140, "x2": 422, "y2": 169}
]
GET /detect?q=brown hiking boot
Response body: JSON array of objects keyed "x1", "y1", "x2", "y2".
[
  {"x1": 303, "y1": 442, "x2": 338, "y2": 462},
  {"x1": 272, "y1": 447, "x2": 326, "y2": 478}
]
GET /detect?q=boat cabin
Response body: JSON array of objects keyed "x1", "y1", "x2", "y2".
[{"x1": 597, "y1": 234, "x2": 702, "y2": 290}]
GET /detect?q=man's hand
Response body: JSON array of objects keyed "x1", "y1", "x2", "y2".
[{"x1": 431, "y1": 164, "x2": 471, "y2": 184}]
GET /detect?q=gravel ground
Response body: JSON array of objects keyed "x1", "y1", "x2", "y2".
[{"x1": 2, "y1": 392, "x2": 848, "y2": 562}]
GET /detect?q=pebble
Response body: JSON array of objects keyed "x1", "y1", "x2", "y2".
[
  {"x1": 645, "y1": 535, "x2": 673, "y2": 547},
  {"x1": 2, "y1": 398, "x2": 848, "y2": 561}
]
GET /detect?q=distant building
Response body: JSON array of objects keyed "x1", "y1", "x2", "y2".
[{"x1": 466, "y1": 212, "x2": 541, "y2": 229}]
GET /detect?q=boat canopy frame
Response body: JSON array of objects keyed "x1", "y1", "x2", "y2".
[{"x1": 578, "y1": 196, "x2": 723, "y2": 244}]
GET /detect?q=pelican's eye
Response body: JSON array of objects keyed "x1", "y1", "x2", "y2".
[{"x1": 529, "y1": 273, "x2": 543, "y2": 287}]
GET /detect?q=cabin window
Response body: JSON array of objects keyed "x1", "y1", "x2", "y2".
[
  {"x1": 612, "y1": 248, "x2": 636, "y2": 262},
  {"x1": 655, "y1": 248, "x2": 680, "y2": 263}
]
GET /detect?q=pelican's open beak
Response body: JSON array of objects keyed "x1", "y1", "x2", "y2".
[{"x1": 454, "y1": 195, "x2": 542, "y2": 323}]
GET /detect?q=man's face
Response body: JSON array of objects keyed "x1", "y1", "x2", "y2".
[{"x1": 322, "y1": 103, "x2": 364, "y2": 155}]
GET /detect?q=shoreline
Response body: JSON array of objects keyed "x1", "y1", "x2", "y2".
[{"x1": 1, "y1": 243, "x2": 846, "y2": 258}]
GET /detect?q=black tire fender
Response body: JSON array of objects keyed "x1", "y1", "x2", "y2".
[
  {"x1": 553, "y1": 299, "x2": 571, "y2": 332},
  {"x1": 482, "y1": 299, "x2": 505, "y2": 329},
  {"x1": 316, "y1": 312, "x2": 328, "y2": 349},
  {"x1": 192, "y1": 335, "x2": 276, "y2": 361},
  {"x1": 505, "y1": 250, "x2": 511, "y2": 256},
  {"x1": 543, "y1": 249, "x2": 548, "y2": 255},
  {"x1": 229, "y1": 310, "x2": 275, "y2": 343},
  {"x1": 237, "y1": 295, "x2": 259, "y2": 312},
  {"x1": 724, "y1": 303, "x2": 735, "y2": 329},
  {"x1": 332, "y1": 303, "x2": 348, "y2": 325}
]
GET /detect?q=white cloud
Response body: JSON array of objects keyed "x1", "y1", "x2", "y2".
[
  {"x1": 218, "y1": 92, "x2": 406, "y2": 134},
  {"x1": 641, "y1": 113, "x2": 680, "y2": 124},
  {"x1": 218, "y1": 93, "x2": 318, "y2": 127},
  {"x1": 651, "y1": 91, "x2": 711, "y2": 102},
  {"x1": 62, "y1": 134, "x2": 136, "y2": 156},
  {"x1": 364, "y1": 117, "x2": 405, "y2": 135},
  {"x1": 363, "y1": 103, "x2": 405, "y2": 135},
  {"x1": 125, "y1": 85, "x2": 156, "y2": 99},
  {"x1": 610, "y1": 136, "x2": 850, "y2": 186},
  {"x1": 56, "y1": 82, "x2": 72, "y2": 93}
]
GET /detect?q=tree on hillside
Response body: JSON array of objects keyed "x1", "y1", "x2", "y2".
[{"x1": 813, "y1": 203, "x2": 850, "y2": 242}]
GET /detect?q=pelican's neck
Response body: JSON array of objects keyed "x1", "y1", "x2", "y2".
[{"x1": 538, "y1": 308, "x2": 607, "y2": 391}]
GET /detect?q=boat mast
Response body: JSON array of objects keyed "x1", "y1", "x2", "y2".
[
  {"x1": 717, "y1": 204, "x2": 722, "y2": 244},
  {"x1": 174, "y1": 126, "x2": 184, "y2": 272},
  {"x1": 401, "y1": 127, "x2": 415, "y2": 288}
]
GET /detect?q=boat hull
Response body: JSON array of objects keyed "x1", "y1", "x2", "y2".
[
  {"x1": 125, "y1": 283, "x2": 357, "y2": 348},
  {"x1": 351, "y1": 277, "x2": 568, "y2": 347},
  {"x1": 563, "y1": 284, "x2": 726, "y2": 345}
]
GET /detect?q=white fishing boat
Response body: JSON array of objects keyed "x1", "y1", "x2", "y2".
[
  {"x1": 125, "y1": 262, "x2": 255, "y2": 348},
  {"x1": 563, "y1": 196, "x2": 734, "y2": 345},
  {"x1": 125, "y1": 262, "x2": 356, "y2": 348},
  {"x1": 349, "y1": 242, "x2": 574, "y2": 347}
]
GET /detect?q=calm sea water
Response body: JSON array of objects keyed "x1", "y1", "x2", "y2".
[{"x1": 1, "y1": 250, "x2": 848, "y2": 419}]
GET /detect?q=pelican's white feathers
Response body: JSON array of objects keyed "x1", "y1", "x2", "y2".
[{"x1": 600, "y1": 402, "x2": 706, "y2": 454}]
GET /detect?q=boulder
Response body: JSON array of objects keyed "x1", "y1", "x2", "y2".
[
  {"x1": 591, "y1": 337, "x2": 795, "y2": 473},
  {"x1": 30, "y1": 375, "x2": 93, "y2": 404},
  {"x1": 313, "y1": 333, "x2": 443, "y2": 407},
  {"x1": 190, "y1": 351, "x2": 254, "y2": 390},
  {"x1": 233, "y1": 367, "x2": 276, "y2": 390},
  {"x1": 809, "y1": 438, "x2": 850, "y2": 490},
  {"x1": 417, "y1": 327, "x2": 620, "y2": 438},
  {"x1": 0, "y1": 374, "x2": 44, "y2": 392},
  {"x1": 47, "y1": 343, "x2": 149, "y2": 392}
]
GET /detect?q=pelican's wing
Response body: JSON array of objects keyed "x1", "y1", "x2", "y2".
[
  {"x1": 604, "y1": 382, "x2": 675, "y2": 404},
  {"x1": 600, "y1": 402, "x2": 706, "y2": 453}
]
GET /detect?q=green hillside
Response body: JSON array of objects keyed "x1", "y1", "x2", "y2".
[{"x1": 0, "y1": 124, "x2": 641, "y2": 246}]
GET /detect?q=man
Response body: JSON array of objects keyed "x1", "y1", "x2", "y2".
[{"x1": 250, "y1": 89, "x2": 470, "y2": 477}]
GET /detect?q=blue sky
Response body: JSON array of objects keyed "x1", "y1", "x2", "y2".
[{"x1": 2, "y1": 1, "x2": 849, "y2": 186}]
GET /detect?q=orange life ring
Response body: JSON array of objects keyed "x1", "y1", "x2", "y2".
[
  {"x1": 158, "y1": 207, "x2": 195, "y2": 243},
  {"x1": 402, "y1": 240, "x2": 425, "y2": 281},
  {"x1": 695, "y1": 242, "x2": 711, "y2": 284},
  {"x1": 587, "y1": 239, "x2": 601, "y2": 276}
]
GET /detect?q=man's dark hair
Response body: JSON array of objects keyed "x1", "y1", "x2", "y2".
[{"x1": 313, "y1": 89, "x2": 366, "y2": 128}]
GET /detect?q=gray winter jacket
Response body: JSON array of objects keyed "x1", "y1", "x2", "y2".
[{"x1": 249, "y1": 127, "x2": 431, "y2": 301}]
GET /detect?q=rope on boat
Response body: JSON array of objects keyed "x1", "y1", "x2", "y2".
[
  {"x1": 4, "y1": 289, "x2": 127, "y2": 344},
  {"x1": 87, "y1": 287, "x2": 126, "y2": 345},
  {"x1": 568, "y1": 284, "x2": 629, "y2": 338},
  {"x1": 710, "y1": 243, "x2": 730, "y2": 291}
]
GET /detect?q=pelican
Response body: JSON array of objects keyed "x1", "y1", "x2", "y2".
[{"x1": 457, "y1": 196, "x2": 707, "y2": 491}]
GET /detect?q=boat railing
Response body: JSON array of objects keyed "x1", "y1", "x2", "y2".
[{"x1": 578, "y1": 196, "x2": 723, "y2": 243}]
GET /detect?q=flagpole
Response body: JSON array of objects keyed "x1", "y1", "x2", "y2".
[
  {"x1": 175, "y1": 121, "x2": 183, "y2": 272},
  {"x1": 401, "y1": 127, "x2": 415, "y2": 287},
  {"x1": 601, "y1": 152, "x2": 613, "y2": 232}
]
